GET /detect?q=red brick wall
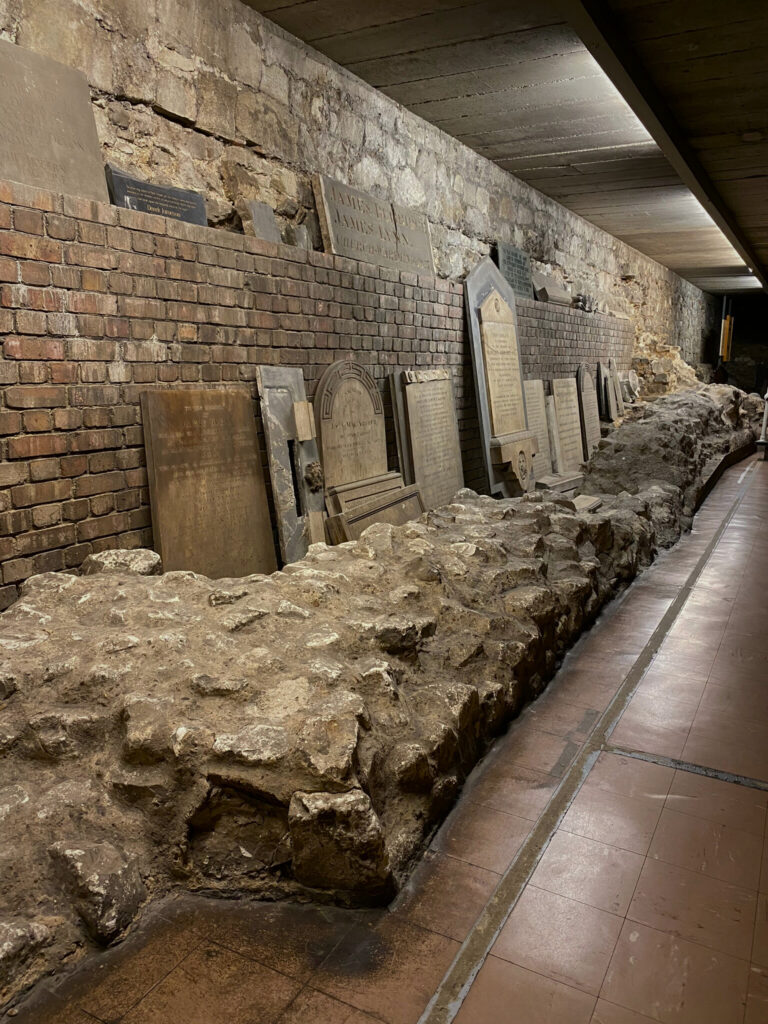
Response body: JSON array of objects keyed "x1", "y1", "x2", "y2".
[{"x1": 0, "y1": 178, "x2": 634, "y2": 606}]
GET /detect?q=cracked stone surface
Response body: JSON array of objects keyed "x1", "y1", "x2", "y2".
[{"x1": 0, "y1": 385, "x2": 761, "y2": 1008}]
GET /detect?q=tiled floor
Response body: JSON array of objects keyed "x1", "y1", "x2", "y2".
[{"x1": 11, "y1": 457, "x2": 768, "y2": 1024}]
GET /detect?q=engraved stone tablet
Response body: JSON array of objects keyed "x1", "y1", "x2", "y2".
[
  {"x1": 552, "y1": 378, "x2": 584, "y2": 473},
  {"x1": 256, "y1": 366, "x2": 325, "y2": 565},
  {"x1": 479, "y1": 290, "x2": 526, "y2": 438},
  {"x1": 596, "y1": 362, "x2": 611, "y2": 421},
  {"x1": 523, "y1": 379, "x2": 553, "y2": 479},
  {"x1": 326, "y1": 486, "x2": 425, "y2": 544},
  {"x1": 465, "y1": 257, "x2": 538, "y2": 498},
  {"x1": 496, "y1": 242, "x2": 534, "y2": 300},
  {"x1": 314, "y1": 360, "x2": 388, "y2": 491},
  {"x1": 107, "y1": 165, "x2": 207, "y2": 225},
  {"x1": 0, "y1": 39, "x2": 108, "y2": 203},
  {"x1": 141, "y1": 389, "x2": 277, "y2": 578},
  {"x1": 546, "y1": 396, "x2": 565, "y2": 475},
  {"x1": 314, "y1": 174, "x2": 434, "y2": 275},
  {"x1": 239, "y1": 199, "x2": 282, "y2": 243},
  {"x1": 609, "y1": 359, "x2": 626, "y2": 416},
  {"x1": 577, "y1": 364, "x2": 601, "y2": 461},
  {"x1": 391, "y1": 369, "x2": 464, "y2": 510}
]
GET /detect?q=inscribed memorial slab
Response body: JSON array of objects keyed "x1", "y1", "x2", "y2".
[
  {"x1": 399, "y1": 369, "x2": 464, "y2": 510},
  {"x1": 552, "y1": 377, "x2": 584, "y2": 473},
  {"x1": 141, "y1": 389, "x2": 277, "y2": 578}
]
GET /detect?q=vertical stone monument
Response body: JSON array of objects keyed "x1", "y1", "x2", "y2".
[
  {"x1": 496, "y1": 242, "x2": 534, "y2": 300},
  {"x1": 576, "y1": 364, "x2": 602, "y2": 460},
  {"x1": 609, "y1": 359, "x2": 626, "y2": 416},
  {"x1": 390, "y1": 368, "x2": 464, "y2": 510},
  {"x1": 141, "y1": 389, "x2": 277, "y2": 578},
  {"x1": 465, "y1": 257, "x2": 538, "y2": 498},
  {"x1": 256, "y1": 366, "x2": 325, "y2": 564},
  {"x1": 523, "y1": 379, "x2": 553, "y2": 480},
  {"x1": 314, "y1": 359, "x2": 424, "y2": 540},
  {"x1": 552, "y1": 377, "x2": 584, "y2": 473}
]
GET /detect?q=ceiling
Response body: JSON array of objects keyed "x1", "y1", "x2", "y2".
[{"x1": 246, "y1": 0, "x2": 766, "y2": 294}]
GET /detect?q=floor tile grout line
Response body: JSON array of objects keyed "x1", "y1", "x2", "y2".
[
  {"x1": 416, "y1": 460, "x2": 759, "y2": 1024},
  {"x1": 603, "y1": 746, "x2": 768, "y2": 793}
]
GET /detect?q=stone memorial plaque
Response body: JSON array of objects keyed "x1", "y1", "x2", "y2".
[
  {"x1": 479, "y1": 290, "x2": 527, "y2": 438},
  {"x1": 141, "y1": 389, "x2": 277, "y2": 578},
  {"x1": 392, "y1": 369, "x2": 464, "y2": 510},
  {"x1": 532, "y1": 271, "x2": 572, "y2": 307},
  {"x1": 326, "y1": 486, "x2": 425, "y2": 544},
  {"x1": 577, "y1": 364, "x2": 601, "y2": 460},
  {"x1": 256, "y1": 366, "x2": 325, "y2": 565},
  {"x1": 552, "y1": 377, "x2": 584, "y2": 473},
  {"x1": 596, "y1": 362, "x2": 610, "y2": 420},
  {"x1": 609, "y1": 359, "x2": 625, "y2": 416},
  {"x1": 465, "y1": 257, "x2": 538, "y2": 498},
  {"x1": 628, "y1": 369, "x2": 641, "y2": 398},
  {"x1": 314, "y1": 174, "x2": 434, "y2": 275},
  {"x1": 0, "y1": 39, "x2": 108, "y2": 203},
  {"x1": 107, "y1": 165, "x2": 207, "y2": 225},
  {"x1": 545, "y1": 396, "x2": 565, "y2": 475},
  {"x1": 239, "y1": 199, "x2": 282, "y2": 243},
  {"x1": 496, "y1": 242, "x2": 534, "y2": 300},
  {"x1": 523, "y1": 379, "x2": 553, "y2": 479},
  {"x1": 314, "y1": 360, "x2": 388, "y2": 491}
]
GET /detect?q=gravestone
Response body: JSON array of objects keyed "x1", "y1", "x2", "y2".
[
  {"x1": 532, "y1": 272, "x2": 572, "y2": 307},
  {"x1": 0, "y1": 39, "x2": 108, "y2": 203},
  {"x1": 609, "y1": 359, "x2": 625, "y2": 415},
  {"x1": 552, "y1": 378, "x2": 584, "y2": 473},
  {"x1": 256, "y1": 366, "x2": 325, "y2": 564},
  {"x1": 390, "y1": 369, "x2": 464, "y2": 510},
  {"x1": 314, "y1": 174, "x2": 434, "y2": 275},
  {"x1": 628, "y1": 369, "x2": 641, "y2": 398},
  {"x1": 596, "y1": 362, "x2": 610, "y2": 420},
  {"x1": 496, "y1": 242, "x2": 534, "y2": 300},
  {"x1": 326, "y1": 487, "x2": 425, "y2": 544},
  {"x1": 314, "y1": 360, "x2": 388, "y2": 491},
  {"x1": 465, "y1": 258, "x2": 538, "y2": 498},
  {"x1": 545, "y1": 396, "x2": 565, "y2": 475},
  {"x1": 577, "y1": 364, "x2": 602, "y2": 460},
  {"x1": 141, "y1": 389, "x2": 277, "y2": 578},
  {"x1": 106, "y1": 165, "x2": 207, "y2": 225},
  {"x1": 523, "y1": 379, "x2": 553, "y2": 479},
  {"x1": 239, "y1": 199, "x2": 282, "y2": 243},
  {"x1": 604, "y1": 367, "x2": 620, "y2": 421}
]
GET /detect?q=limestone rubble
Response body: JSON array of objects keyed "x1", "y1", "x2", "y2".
[{"x1": 0, "y1": 384, "x2": 762, "y2": 1007}]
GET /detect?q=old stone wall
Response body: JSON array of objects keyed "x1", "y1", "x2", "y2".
[
  {"x1": 0, "y1": 0, "x2": 717, "y2": 361},
  {"x1": 0, "y1": 179, "x2": 637, "y2": 603}
]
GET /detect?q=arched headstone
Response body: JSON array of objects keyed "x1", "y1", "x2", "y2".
[
  {"x1": 314, "y1": 360, "x2": 388, "y2": 490},
  {"x1": 577, "y1": 364, "x2": 601, "y2": 459}
]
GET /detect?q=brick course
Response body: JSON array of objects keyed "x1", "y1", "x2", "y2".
[{"x1": 0, "y1": 178, "x2": 633, "y2": 605}]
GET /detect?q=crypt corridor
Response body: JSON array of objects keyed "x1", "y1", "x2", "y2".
[{"x1": 13, "y1": 456, "x2": 768, "y2": 1024}]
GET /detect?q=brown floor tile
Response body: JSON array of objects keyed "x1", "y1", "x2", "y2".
[
  {"x1": 698, "y1": 680, "x2": 768, "y2": 725},
  {"x1": 186, "y1": 899, "x2": 358, "y2": 983},
  {"x1": 746, "y1": 965, "x2": 768, "y2": 1024},
  {"x1": 682, "y1": 721, "x2": 768, "y2": 783},
  {"x1": 754, "y1": 893, "x2": 768, "y2": 968},
  {"x1": 650, "y1": 637, "x2": 718, "y2": 677},
  {"x1": 313, "y1": 916, "x2": 460, "y2": 1024},
  {"x1": 503, "y1": 721, "x2": 581, "y2": 777},
  {"x1": 762, "y1": 835, "x2": 768, "y2": 893},
  {"x1": 276, "y1": 988, "x2": 379, "y2": 1023},
  {"x1": 524, "y1": 694, "x2": 601, "y2": 741},
  {"x1": 493, "y1": 885, "x2": 622, "y2": 996},
  {"x1": 634, "y1": 663, "x2": 707, "y2": 707},
  {"x1": 601, "y1": 921, "x2": 750, "y2": 1024},
  {"x1": 430, "y1": 798, "x2": 531, "y2": 874},
  {"x1": 665, "y1": 771, "x2": 767, "y2": 836},
  {"x1": 561, "y1": 784, "x2": 664, "y2": 855},
  {"x1": 462, "y1": 748, "x2": 559, "y2": 821},
  {"x1": 627, "y1": 858, "x2": 757, "y2": 960},
  {"x1": 76, "y1": 913, "x2": 204, "y2": 1021},
  {"x1": 531, "y1": 830, "x2": 644, "y2": 916},
  {"x1": 587, "y1": 752, "x2": 674, "y2": 801},
  {"x1": 591, "y1": 999, "x2": 658, "y2": 1023},
  {"x1": 120, "y1": 943, "x2": 301, "y2": 1024},
  {"x1": 392, "y1": 851, "x2": 499, "y2": 942},
  {"x1": 454, "y1": 955, "x2": 595, "y2": 1024},
  {"x1": 549, "y1": 669, "x2": 621, "y2": 712},
  {"x1": 610, "y1": 692, "x2": 696, "y2": 759},
  {"x1": 648, "y1": 807, "x2": 763, "y2": 888}
]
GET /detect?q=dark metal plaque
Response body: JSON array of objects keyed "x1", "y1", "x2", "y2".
[
  {"x1": 106, "y1": 164, "x2": 207, "y2": 225},
  {"x1": 496, "y1": 242, "x2": 534, "y2": 300}
]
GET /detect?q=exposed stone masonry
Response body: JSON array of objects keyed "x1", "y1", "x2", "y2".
[
  {"x1": 0, "y1": 384, "x2": 761, "y2": 1010},
  {"x1": 0, "y1": 0, "x2": 717, "y2": 359}
]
